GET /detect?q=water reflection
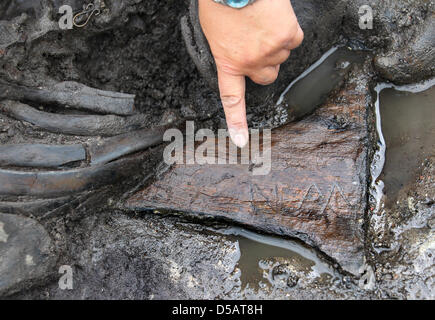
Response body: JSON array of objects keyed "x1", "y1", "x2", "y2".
[{"x1": 213, "y1": 227, "x2": 337, "y2": 289}]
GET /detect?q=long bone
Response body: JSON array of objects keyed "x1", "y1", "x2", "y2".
[
  {"x1": 0, "y1": 81, "x2": 135, "y2": 116},
  {"x1": 0, "y1": 100, "x2": 146, "y2": 136},
  {"x1": 0, "y1": 144, "x2": 86, "y2": 168}
]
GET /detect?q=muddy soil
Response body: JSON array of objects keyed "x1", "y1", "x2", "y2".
[{"x1": 7, "y1": 211, "x2": 375, "y2": 300}]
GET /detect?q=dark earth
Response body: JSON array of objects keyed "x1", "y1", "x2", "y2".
[{"x1": 0, "y1": 0, "x2": 434, "y2": 299}]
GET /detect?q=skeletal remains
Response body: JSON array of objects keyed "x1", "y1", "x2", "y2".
[{"x1": 0, "y1": 80, "x2": 172, "y2": 195}]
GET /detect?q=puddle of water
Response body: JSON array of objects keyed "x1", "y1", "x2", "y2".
[
  {"x1": 275, "y1": 46, "x2": 366, "y2": 123},
  {"x1": 379, "y1": 86, "x2": 435, "y2": 207},
  {"x1": 371, "y1": 79, "x2": 435, "y2": 214},
  {"x1": 213, "y1": 227, "x2": 337, "y2": 289}
]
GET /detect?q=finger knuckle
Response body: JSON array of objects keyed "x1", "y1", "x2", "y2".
[
  {"x1": 275, "y1": 30, "x2": 293, "y2": 46},
  {"x1": 278, "y1": 51, "x2": 291, "y2": 64},
  {"x1": 267, "y1": 72, "x2": 279, "y2": 84},
  {"x1": 217, "y1": 63, "x2": 239, "y2": 75},
  {"x1": 228, "y1": 120, "x2": 245, "y2": 128},
  {"x1": 287, "y1": 29, "x2": 304, "y2": 48},
  {"x1": 277, "y1": 23, "x2": 303, "y2": 49},
  {"x1": 292, "y1": 29, "x2": 304, "y2": 47},
  {"x1": 252, "y1": 70, "x2": 278, "y2": 86},
  {"x1": 262, "y1": 43, "x2": 277, "y2": 57},
  {"x1": 221, "y1": 95, "x2": 243, "y2": 109}
]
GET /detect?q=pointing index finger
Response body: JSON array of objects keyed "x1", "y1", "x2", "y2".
[{"x1": 217, "y1": 67, "x2": 249, "y2": 148}]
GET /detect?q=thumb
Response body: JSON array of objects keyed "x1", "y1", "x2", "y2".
[{"x1": 217, "y1": 67, "x2": 249, "y2": 148}]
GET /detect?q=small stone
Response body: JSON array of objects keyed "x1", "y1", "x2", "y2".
[
  {"x1": 287, "y1": 273, "x2": 299, "y2": 288},
  {"x1": 0, "y1": 213, "x2": 57, "y2": 297},
  {"x1": 6, "y1": 127, "x2": 15, "y2": 137}
]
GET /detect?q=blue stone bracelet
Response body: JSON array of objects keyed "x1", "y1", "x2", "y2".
[
  {"x1": 213, "y1": 0, "x2": 255, "y2": 9},
  {"x1": 226, "y1": 0, "x2": 250, "y2": 8}
]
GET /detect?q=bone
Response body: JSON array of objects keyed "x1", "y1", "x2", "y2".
[
  {"x1": 0, "y1": 100, "x2": 145, "y2": 136},
  {"x1": 88, "y1": 122, "x2": 180, "y2": 165},
  {"x1": 0, "y1": 144, "x2": 86, "y2": 168},
  {"x1": 124, "y1": 68, "x2": 373, "y2": 276},
  {"x1": 0, "y1": 80, "x2": 135, "y2": 115},
  {"x1": 0, "y1": 156, "x2": 143, "y2": 197}
]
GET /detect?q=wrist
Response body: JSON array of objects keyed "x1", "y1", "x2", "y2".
[{"x1": 212, "y1": 0, "x2": 256, "y2": 9}]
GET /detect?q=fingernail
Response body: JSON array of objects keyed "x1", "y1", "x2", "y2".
[{"x1": 229, "y1": 128, "x2": 249, "y2": 148}]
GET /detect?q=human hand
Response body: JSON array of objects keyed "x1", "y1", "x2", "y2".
[{"x1": 198, "y1": 0, "x2": 304, "y2": 147}]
